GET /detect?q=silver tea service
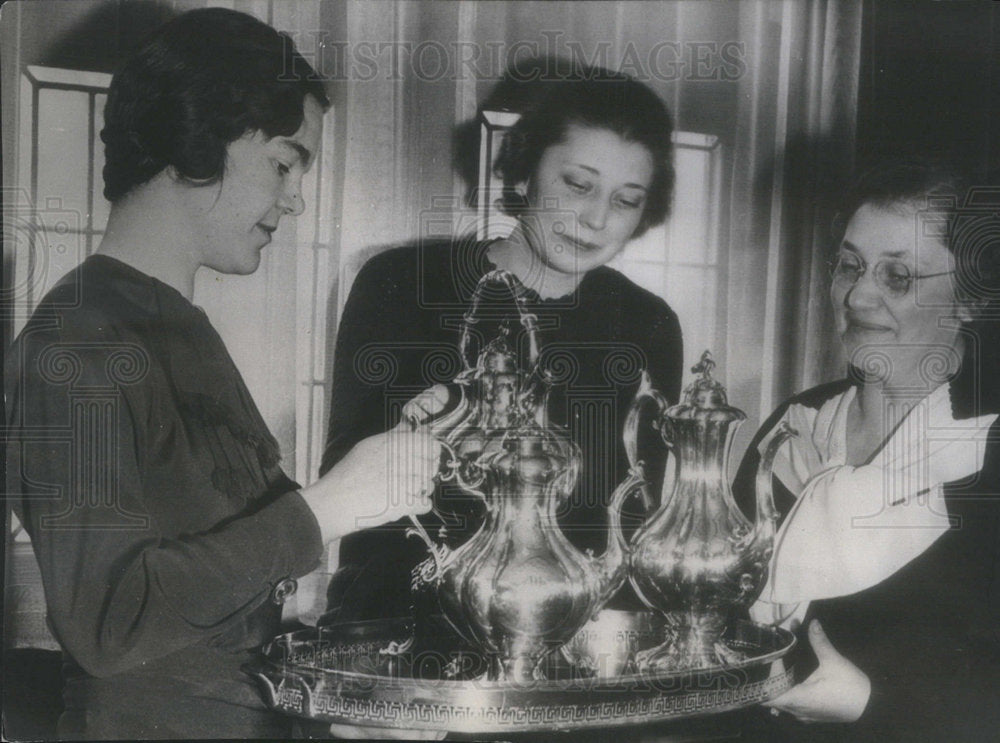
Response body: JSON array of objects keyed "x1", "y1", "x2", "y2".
[{"x1": 258, "y1": 277, "x2": 798, "y2": 732}]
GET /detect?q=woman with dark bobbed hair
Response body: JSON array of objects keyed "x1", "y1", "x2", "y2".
[
  {"x1": 6, "y1": 9, "x2": 439, "y2": 739},
  {"x1": 492, "y1": 65, "x2": 674, "y2": 244},
  {"x1": 100, "y1": 9, "x2": 327, "y2": 204},
  {"x1": 321, "y1": 65, "x2": 683, "y2": 622},
  {"x1": 734, "y1": 160, "x2": 1000, "y2": 741}
]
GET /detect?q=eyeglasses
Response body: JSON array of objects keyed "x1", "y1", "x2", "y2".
[{"x1": 828, "y1": 252, "x2": 954, "y2": 298}]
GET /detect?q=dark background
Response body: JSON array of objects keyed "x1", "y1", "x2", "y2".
[{"x1": 856, "y1": 0, "x2": 1000, "y2": 182}]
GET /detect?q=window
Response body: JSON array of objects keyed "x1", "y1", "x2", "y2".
[{"x1": 9, "y1": 66, "x2": 111, "y2": 339}]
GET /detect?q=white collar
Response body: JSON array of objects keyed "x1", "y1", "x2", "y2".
[{"x1": 753, "y1": 382, "x2": 997, "y2": 613}]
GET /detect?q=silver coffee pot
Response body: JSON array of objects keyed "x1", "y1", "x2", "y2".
[
  {"x1": 408, "y1": 271, "x2": 641, "y2": 682},
  {"x1": 613, "y1": 351, "x2": 794, "y2": 671}
]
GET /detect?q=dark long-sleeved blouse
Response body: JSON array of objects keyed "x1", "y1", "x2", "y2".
[
  {"x1": 320, "y1": 238, "x2": 683, "y2": 620},
  {"x1": 5, "y1": 255, "x2": 323, "y2": 740}
]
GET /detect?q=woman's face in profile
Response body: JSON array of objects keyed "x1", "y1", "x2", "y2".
[
  {"x1": 831, "y1": 203, "x2": 967, "y2": 375},
  {"x1": 189, "y1": 95, "x2": 324, "y2": 276},
  {"x1": 520, "y1": 124, "x2": 654, "y2": 278}
]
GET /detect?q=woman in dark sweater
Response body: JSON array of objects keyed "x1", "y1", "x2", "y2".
[
  {"x1": 734, "y1": 161, "x2": 1000, "y2": 741},
  {"x1": 5, "y1": 10, "x2": 439, "y2": 739},
  {"x1": 321, "y1": 68, "x2": 684, "y2": 621}
]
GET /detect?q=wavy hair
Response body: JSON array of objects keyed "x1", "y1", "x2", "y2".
[
  {"x1": 492, "y1": 65, "x2": 674, "y2": 240},
  {"x1": 101, "y1": 8, "x2": 329, "y2": 202}
]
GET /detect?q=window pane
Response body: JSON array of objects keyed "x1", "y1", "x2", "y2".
[
  {"x1": 668, "y1": 147, "x2": 714, "y2": 265},
  {"x1": 620, "y1": 222, "x2": 668, "y2": 263},
  {"x1": 37, "y1": 89, "x2": 90, "y2": 220}
]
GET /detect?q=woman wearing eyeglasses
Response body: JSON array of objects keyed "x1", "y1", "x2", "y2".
[{"x1": 734, "y1": 160, "x2": 1000, "y2": 741}]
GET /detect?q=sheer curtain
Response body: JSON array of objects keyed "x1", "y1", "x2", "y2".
[{"x1": 725, "y1": 0, "x2": 862, "y2": 451}]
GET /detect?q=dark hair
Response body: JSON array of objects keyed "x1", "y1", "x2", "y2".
[
  {"x1": 835, "y1": 159, "x2": 1000, "y2": 306},
  {"x1": 836, "y1": 159, "x2": 967, "y2": 239},
  {"x1": 492, "y1": 65, "x2": 674, "y2": 239},
  {"x1": 101, "y1": 8, "x2": 329, "y2": 202}
]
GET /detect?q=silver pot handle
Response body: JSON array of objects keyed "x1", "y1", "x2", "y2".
[
  {"x1": 458, "y1": 270, "x2": 542, "y2": 374},
  {"x1": 622, "y1": 370, "x2": 671, "y2": 511}
]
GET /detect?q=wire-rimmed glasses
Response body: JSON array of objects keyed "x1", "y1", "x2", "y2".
[{"x1": 828, "y1": 251, "x2": 954, "y2": 298}]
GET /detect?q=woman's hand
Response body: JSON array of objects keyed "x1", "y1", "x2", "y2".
[
  {"x1": 765, "y1": 620, "x2": 871, "y2": 723},
  {"x1": 300, "y1": 423, "x2": 442, "y2": 543},
  {"x1": 401, "y1": 384, "x2": 451, "y2": 426}
]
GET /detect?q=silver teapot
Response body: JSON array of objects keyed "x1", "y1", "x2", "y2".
[
  {"x1": 613, "y1": 351, "x2": 793, "y2": 671},
  {"x1": 408, "y1": 270, "x2": 641, "y2": 681}
]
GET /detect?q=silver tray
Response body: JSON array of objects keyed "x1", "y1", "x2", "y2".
[{"x1": 254, "y1": 612, "x2": 795, "y2": 734}]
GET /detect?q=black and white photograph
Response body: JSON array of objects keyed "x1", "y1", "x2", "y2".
[{"x1": 3, "y1": 1, "x2": 999, "y2": 740}]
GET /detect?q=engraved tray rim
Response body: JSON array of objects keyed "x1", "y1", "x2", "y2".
[{"x1": 254, "y1": 614, "x2": 796, "y2": 733}]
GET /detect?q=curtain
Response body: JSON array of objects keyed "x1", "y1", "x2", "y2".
[{"x1": 725, "y1": 0, "x2": 861, "y2": 452}]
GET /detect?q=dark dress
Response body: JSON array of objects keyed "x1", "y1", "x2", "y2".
[
  {"x1": 320, "y1": 238, "x2": 683, "y2": 620},
  {"x1": 732, "y1": 375, "x2": 1000, "y2": 742},
  {"x1": 5, "y1": 255, "x2": 324, "y2": 740}
]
